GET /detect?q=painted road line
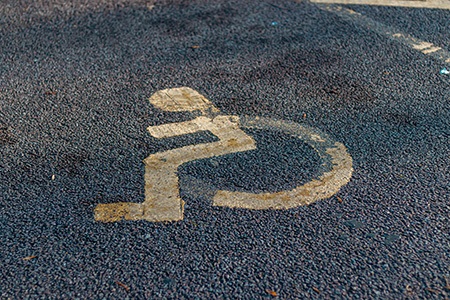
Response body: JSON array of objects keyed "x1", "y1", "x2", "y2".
[
  {"x1": 94, "y1": 87, "x2": 353, "y2": 222},
  {"x1": 310, "y1": 0, "x2": 450, "y2": 10},
  {"x1": 213, "y1": 116, "x2": 353, "y2": 209},
  {"x1": 316, "y1": 4, "x2": 450, "y2": 64}
]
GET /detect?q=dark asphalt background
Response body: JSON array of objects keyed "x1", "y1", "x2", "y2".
[{"x1": 1, "y1": 0, "x2": 449, "y2": 298}]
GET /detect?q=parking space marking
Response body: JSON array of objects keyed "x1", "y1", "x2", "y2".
[
  {"x1": 95, "y1": 89, "x2": 256, "y2": 222},
  {"x1": 95, "y1": 115, "x2": 256, "y2": 222},
  {"x1": 94, "y1": 87, "x2": 353, "y2": 223},
  {"x1": 317, "y1": 4, "x2": 450, "y2": 64},
  {"x1": 310, "y1": 0, "x2": 450, "y2": 10},
  {"x1": 214, "y1": 116, "x2": 353, "y2": 209}
]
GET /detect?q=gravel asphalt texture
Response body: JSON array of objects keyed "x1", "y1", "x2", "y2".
[{"x1": 1, "y1": 0, "x2": 449, "y2": 298}]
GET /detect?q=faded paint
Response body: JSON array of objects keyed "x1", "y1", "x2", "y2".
[
  {"x1": 149, "y1": 87, "x2": 219, "y2": 114},
  {"x1": 213, "y1": 116, "x2": 353, "y2": 209},
  {"x1": 94, "y1": 88, "x2": 353, "y2": 223},
  {"x1": 316, "y1": 4, "x2": 450, "y2": 64},
  {"x1": 94, "y1": 115, "x2": 256, "y2": 222},
  {"x1": 310, "y1": 0, "x2": 450, "y2": 10},
  {"x1": 95, "y1": 88, "x2": 255, "y2": 222}
]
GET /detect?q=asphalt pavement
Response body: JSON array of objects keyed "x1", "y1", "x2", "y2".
[{"x1": 1, "y1": 0, "x2": 449, "y2": 298}]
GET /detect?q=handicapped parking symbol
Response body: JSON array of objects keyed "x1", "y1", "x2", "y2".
[{"x1": 94, "y1": 87, "x2": 353, "y2": 222}]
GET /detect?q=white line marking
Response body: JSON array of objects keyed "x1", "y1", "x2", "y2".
[
  {"x1": 316, "y1": 4, "x2": 450, "y2": 64},
  {"x1": 310, "y1": 0, "x2": 450, "y2": 10}
]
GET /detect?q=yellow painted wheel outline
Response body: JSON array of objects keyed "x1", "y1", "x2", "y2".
[{"x1": 213, "y1": 115, "x2": 353, "y2": 209}]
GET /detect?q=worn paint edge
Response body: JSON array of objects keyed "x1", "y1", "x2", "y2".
[
  {"x1": 316, "y1": 4, "x2": 450, "y2": 64},
  {"x1": 310, "y1": 0, "x2": 450, "y2": 10}
]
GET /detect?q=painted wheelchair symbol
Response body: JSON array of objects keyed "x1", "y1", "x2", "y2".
[{"x1": 94, "y1": 87, "x2": 353, "y2": 222}]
